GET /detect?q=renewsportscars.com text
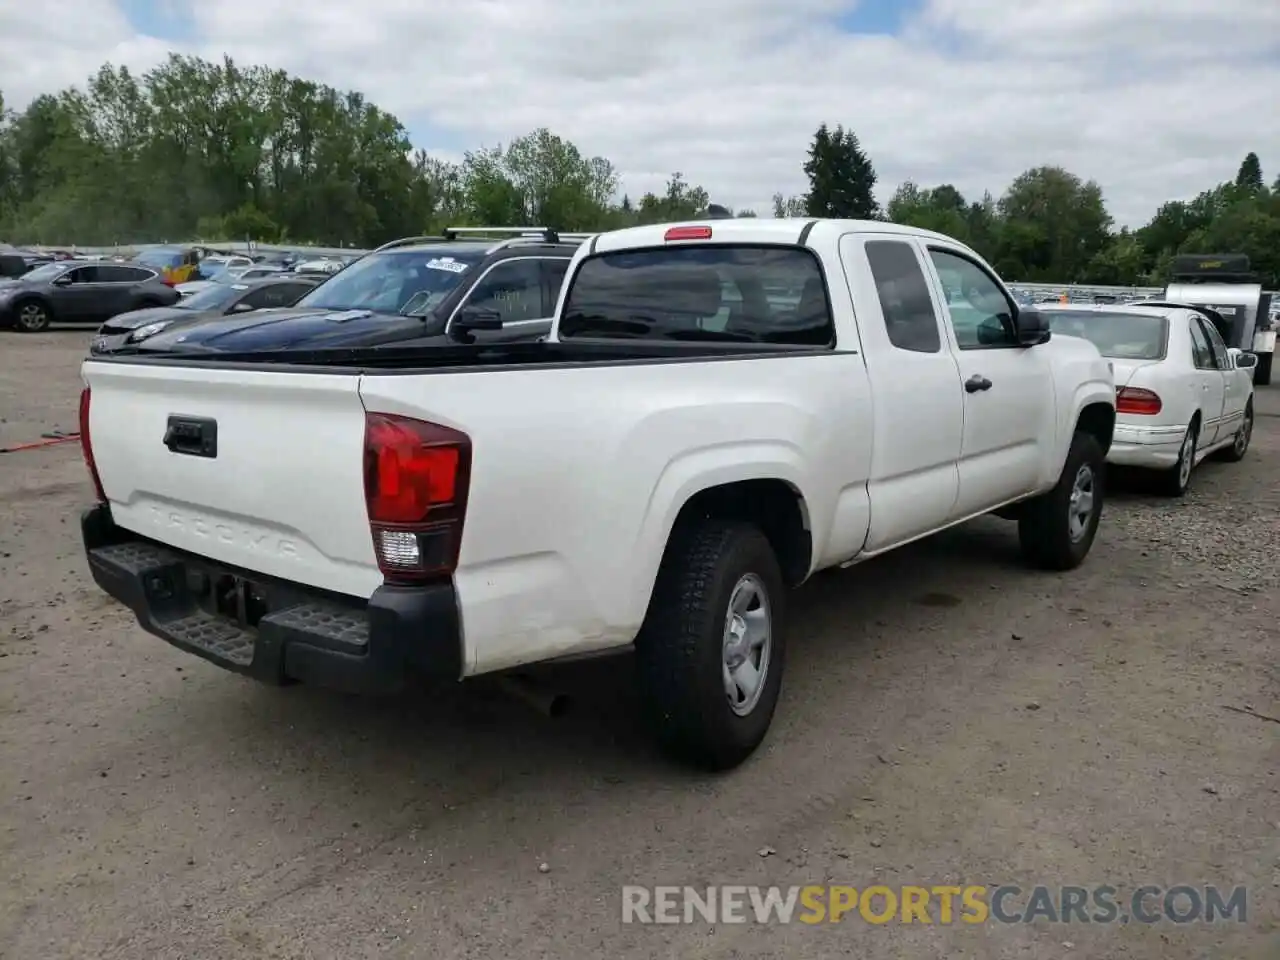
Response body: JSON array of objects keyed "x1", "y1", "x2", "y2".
[{"x1": 621, "y1": 884, "x2": 1248, "y2": 926}]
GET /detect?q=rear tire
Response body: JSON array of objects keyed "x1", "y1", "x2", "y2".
[
  {"x1": 1018, "y1": 431, "x2": 1105, "y2": 571},
  {"x1": 14, "y1": 299, "x2": 51, "y2": 332},
  {"x1": 635, "y1": 520, "x2": 786, "y2": 771},
  {"x1": 1215, "y1": 402, "x2": 1252, "y2": 463},
  {"x1": 1156, "y1": 421, "x2": 1198, "y2": 497}
]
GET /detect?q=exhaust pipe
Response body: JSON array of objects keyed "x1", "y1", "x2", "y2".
[{"x1": 494, "y1": 673, "x2": 569, "y2": 719}]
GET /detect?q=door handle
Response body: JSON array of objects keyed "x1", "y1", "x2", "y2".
[{"x1": 965, "y1": 374, "x2": 993, "y2": 393}]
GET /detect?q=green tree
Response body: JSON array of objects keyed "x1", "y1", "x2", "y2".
[
  {"x1": 771, "y1": 193, "x2": 806, "y2": 217},
  {"x1": 802, "y1": 123, "x2": 879, "y2": 220},
  {"x1": 1235, "y1": 152, "x2": 1264, "y2": 193}
]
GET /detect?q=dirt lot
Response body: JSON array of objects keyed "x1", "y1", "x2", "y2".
[{"x1": 0, "y1": 330, "x2": 1276, "y2": 960}]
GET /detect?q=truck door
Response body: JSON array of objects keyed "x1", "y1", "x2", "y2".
[
  {"x1": 922, "y1": 245, "x2": 1056, "y2": 517},
  {"x1": 840, "y1": 234, "x2": 962, "y2": 551}
]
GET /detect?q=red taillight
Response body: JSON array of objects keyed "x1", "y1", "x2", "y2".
[
  {"x1": 363, "y1": 412, "x2": 471, "y2": 582},
  {"x1": 79, "y1": 387, "x2": 107, "y2": 503},
  {"x1": 664, "y1": 225, "x2": 713, "y2": 241},
  {"x1": 1116, "y1": 386, "x2": 1162, "y2": 415}
]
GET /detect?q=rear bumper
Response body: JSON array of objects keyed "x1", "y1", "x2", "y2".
[
  {"x1": 1108, "y1": 421, "x2": 1185, "y2": 470},
  {"x1": 81, "y1": 504, "x2": 463, "y2": 693}
]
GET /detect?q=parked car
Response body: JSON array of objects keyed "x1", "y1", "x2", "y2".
[
  {"x1": 91, "y1": 275, "x2": 321, "y2": 354},
  {"x1": 195, "y1": 255, "x2": 254, "y2": 281},
  {"x1": 0, "y1": 260, "x2": 180, "y2": 332},
  {"x1": 113, "y1": 228, "x2": 587, "y2": 354},
  {"x1": 1040, "y1": 302, "x2": 1255, "y2": 495},
  {"x1": 0, "y1": 254, "x2": 29, "y2": 278},
  {"x1": 78, "y1": 217, "x2": 1116, "y2": 769},
  {"x1": 131, "y1": 246, "x2": 202, "y2": 285},
  {"x1": 225, "y1": 265, "x2": 286, "y2": 281},
  {"x1": 293, "y1": 258, "x2": 345, "y2": 275}
]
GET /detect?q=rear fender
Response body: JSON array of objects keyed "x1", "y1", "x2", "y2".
[{"x1": 628, "y1": 442, "x2": 814, "y2": 624}]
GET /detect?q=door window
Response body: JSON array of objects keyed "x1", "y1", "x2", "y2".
[
  {"x1": 1196, "y1": 315, "x2": 1229, "y2": 369},
  {"x1": 928, "y1": 249, "x2": 1018, "y2": 349},
  {"x1": 865, "y1": 240, "x2": 941, "y2": 353},
  {"x1": 459, "y1": 259, "x2": 543, "y2": 323},
  {"x1": 1188, "y1": 316, "x2": 1216, "y2": 369},
  {"x1": 101, "y1": 265, "x2": 154, "y2": 283},
  {"x1": 65, "y1": 266, "x2": 104, "y2": 283}
]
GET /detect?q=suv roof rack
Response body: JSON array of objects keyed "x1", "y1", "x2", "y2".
[{"x1": 371, "y1": 227, "x2": 597, "y2": 255}]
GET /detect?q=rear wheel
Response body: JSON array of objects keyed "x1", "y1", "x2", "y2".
[
  {"x1": 1215, "y1": 402, "x2": 1253, "y2": 463},
  {"x1": 1017, "y1": 430, "x2": 1105, "y2": 570},
  {"x1": 635, "y1": 519, "x2": 786, "y2": 771},
  {"x1": 1157, "y1": 421, "x2": 1198, "y2": 497},
  {"x1": 14, "y1": 299, "x2": 51, "y2": 332}
]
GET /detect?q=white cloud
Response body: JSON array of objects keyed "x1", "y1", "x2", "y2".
[{"x1": 2, "y1": 0, "x2": 1278, "y2": 226}]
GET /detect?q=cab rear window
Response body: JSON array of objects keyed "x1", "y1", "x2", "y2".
[{"x1": 559, "y1": 245, "x2": 834, "y2": 346}]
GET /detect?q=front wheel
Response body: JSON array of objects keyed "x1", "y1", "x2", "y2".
[
  {"x1": 635, "y1": 520, "x2": 786, "y2": 771},
  {"x1": 1018, "y1": 431, "x2": 1105, "y2": 571},
  {"x1": 14, "y1": 300, "x2": 51, "y2": 332}
]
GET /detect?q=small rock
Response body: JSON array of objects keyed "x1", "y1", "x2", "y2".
[
  {"x1": 537, "y1": 862, "x2": 551, "y2": 873},
  {"x1": 757, "y1": 846, "x2": 775, "y2": 858},
  {"x1": 1025, "y1": 702, "x2": 1041, "y2": 711},
  {"x1": 1011, "y1": 633, "x2": 1024, "y2": 641},
  {"x1": 1202, "y1": 784, "x2": 1218, "y2": 796},
  {"x1": 869, "y1": 840, "x2": 882, "y2": 848}
]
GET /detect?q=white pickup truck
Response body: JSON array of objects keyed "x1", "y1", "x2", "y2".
[{"x1": 79, "y1": 218, "x2": 1116, "y2": 770}]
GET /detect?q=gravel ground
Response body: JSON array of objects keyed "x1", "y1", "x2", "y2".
[{"x1": 0, "y1": 330, "x2": 1277, "y2": 960}]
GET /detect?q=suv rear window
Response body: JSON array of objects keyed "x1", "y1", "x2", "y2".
[{"x1": 559, "y1": 245, "x2": 834, "y2": 346}]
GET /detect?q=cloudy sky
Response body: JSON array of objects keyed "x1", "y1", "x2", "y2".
[{"x1": 1, "y1": 0, "x2": 1278, "y2": 226}]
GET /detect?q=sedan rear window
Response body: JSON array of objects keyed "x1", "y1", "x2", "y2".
[
  {"x1": 1046, "y1": 310, "x2": 1168, "y2": 360},
  {"x1": 559, "y1": 245, "x2": 834, "y2": 346}
]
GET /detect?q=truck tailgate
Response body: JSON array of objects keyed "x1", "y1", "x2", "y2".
[{"x1": 82, "y1": 360, "x2": 380, "y2": 599}]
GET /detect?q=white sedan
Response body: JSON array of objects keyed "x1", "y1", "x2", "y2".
[{"x1": 1040, "y1": 302, "x2": 1256, "y2": 496}]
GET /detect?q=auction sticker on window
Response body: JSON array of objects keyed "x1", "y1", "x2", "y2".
[{"x1": 426, "y1": 257, "x2": 469, "y2": 274}]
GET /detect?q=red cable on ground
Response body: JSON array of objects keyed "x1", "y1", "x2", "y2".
[{"x1": 0, "y1": 433, "x2": 81, "y2": 454}]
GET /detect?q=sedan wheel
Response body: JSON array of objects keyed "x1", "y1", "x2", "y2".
[{"x1": 16, "y1": 302, "x2": 51, "y2": 332}]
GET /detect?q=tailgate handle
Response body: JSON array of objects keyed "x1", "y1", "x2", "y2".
[{"x1": 163, "y1": 415, "x2": 218, "y2": 458}]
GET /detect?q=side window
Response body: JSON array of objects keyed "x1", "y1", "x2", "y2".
[
  {"x1": 543, "y1": 259, "x2": 570, "y2": 295},
  {"x1": 461, "y1": 260, "x2": 543, "y2": 323},
  {"x1": 66, "y1": 266, "x2": 102, "y2": 283},
  {"x1": 1197, "y1": 316, "x2": 1229, "y2": 368},
  {"x1": 928, "y1": 249, "x2": 1017, "y2": 349},
  {"x1": 542, "y1": 258, "x2": 571, "y2": 316},
  {"x1": 105, "y1": 265, "x2": 152, "y2": 283},
  {"x1": 271, "y1": 282, "x2": 314, "y2": 305},
  {"x1": 1188, "y1": 317, "x2": 1216, "y2": 369},
  {"x1": 236, "y1": 286, "x2": 277, "y2": 310},
  {"x1": 864, "y1": 240, "x2": 941, "y2": 353}
]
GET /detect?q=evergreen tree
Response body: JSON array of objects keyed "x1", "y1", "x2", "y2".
[{"x1": 802, "y1": 123, "x2": 880, "y2": 220}]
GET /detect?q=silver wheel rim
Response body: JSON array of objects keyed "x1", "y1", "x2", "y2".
[
  {"x1": 1235, "y1": 411, "x2": 1252, "y2": 456},
  {"x1": 721, "y1": 574, "x2": 772, "y2": 717},
  {"x1": 1178, "y1": 430, "x2": 1195, "y2": 487},
  {"x1": 17, "y1": 304, "x2": 46, "y2": 330},
  {"x1": 1067, "y1": 464, "x2": 1095, "y2": 543}
]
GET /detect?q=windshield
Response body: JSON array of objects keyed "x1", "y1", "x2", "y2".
[
  {"x1": 292, "y1": 249, "x2": 483, "y2": 314},
  {"x1": 1047, "y1": 309, "x2": 1168, "y2": 360},
  {"x1": 20, "y1": 262, "x2": 69, "y2": 283},
  {"x1": 179, "y1": 283, "x2": 245, "y2": 312}
]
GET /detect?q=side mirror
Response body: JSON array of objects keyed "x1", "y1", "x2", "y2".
[
  {"x1": 452, "y1": 306, "x2": 503, "y2": 334},
  {"x1": 1013, "y1": 307, "x2": 1051, "y2": 346},
  {"x1": 231, "y1": 302, "x2": 257, "y2": 313},
  {"x1": 53, "y1": 274, "x2": 74, "y2": 287},
  {"x1": 1231, "y1": 349, "x2": 1258, "y2": 370}
]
